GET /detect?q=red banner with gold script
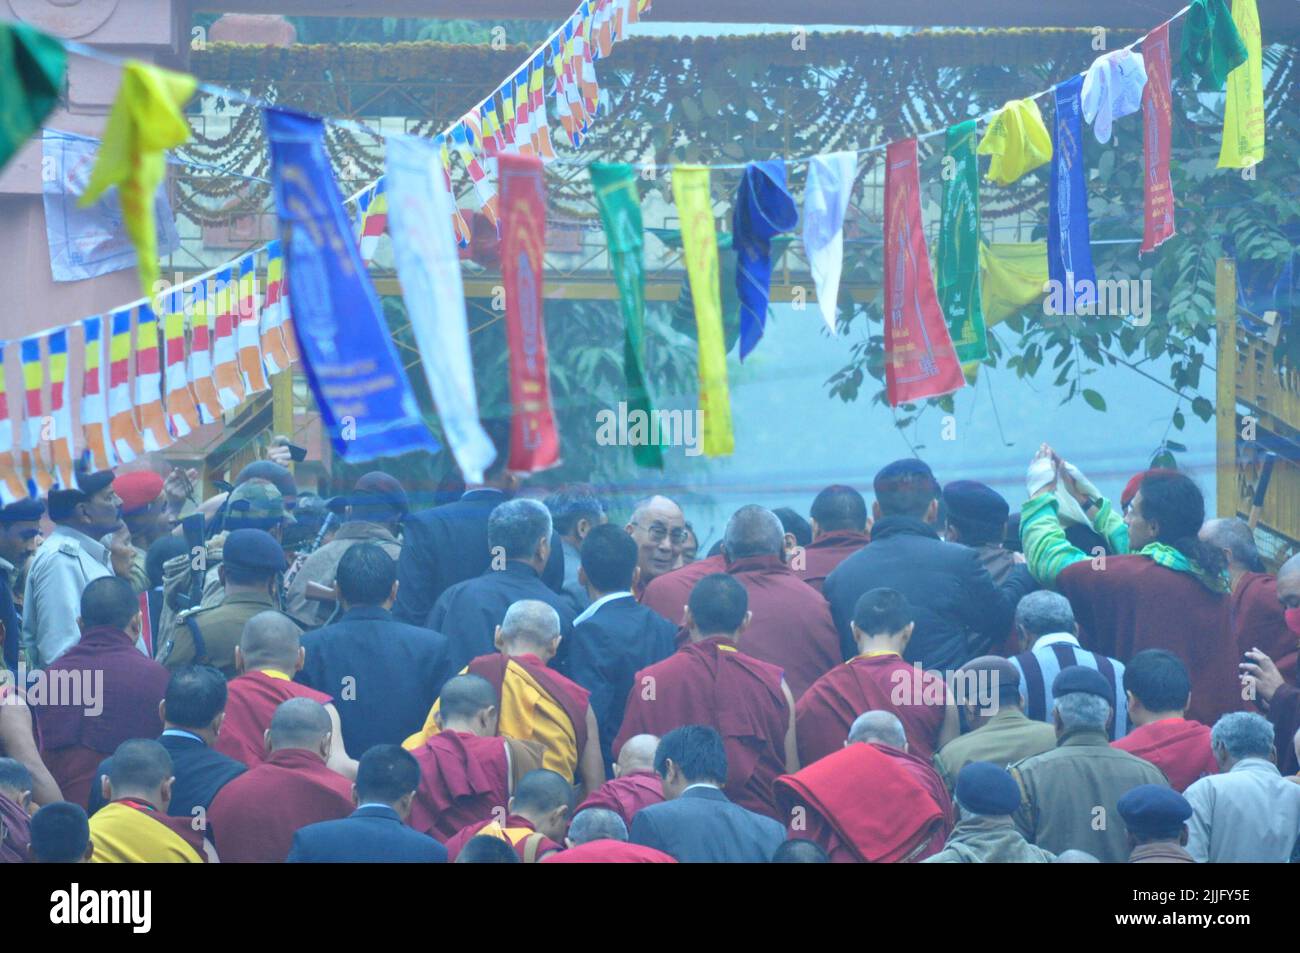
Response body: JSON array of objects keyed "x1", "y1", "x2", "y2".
[
  {"x1": 1141, "y1": 22, "x2": 1176, "y2": 254},
  {"x1": 500, "y1": 154, "x2": 560, "y2": 472},
  {"x1": 883, "y1": 138, "x2": 965, "y2": 407}
]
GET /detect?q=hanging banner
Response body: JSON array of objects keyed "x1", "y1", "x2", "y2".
[
  {"x1": 452, "y1": 118, "x2": 500, "y2": 228},
  {"x1": 186, "y1": 279, "x2": 223, "y2": 424},
  {"x1": 265, "y1": 107, "x2": 438, "y2": 461},
  {"x1": 357, "y1": 177, "x2": 388, "y2": 263},
  {"x1": 882, "y1": 139, "x2": 965, "y2": 407},
  {"x1": 1219, "y1": 0, "x2": 1265, "y2": 169},
  {"x1": 672, "y1": 165, "x2": 734, "y2": 456},
  {"x1": 590, "y1": 162, "x2": 663, "y2": 468},
  {"x1": 1180, "y1": 0, "x2": 1248, "y2": 91},
  {"x1": 80, "y1": 315, "x2": 115, "y2": 471},
  {"x1": 733, "y1": 159, "x2": 798, "y2": 361},
  {"x1": 528, "y1": 54, "x2": 557, "y2": 161},
  {"x1": 162, "y1": 288, "x2": 201, "y2": 437},
  {"x1": 210, "y1": 267, "x2": 245, "y2": 410},
  {"x1": 46, "y1": 329, "x2": 74, "y2": 488},
  {"x1": 260, "y1": 240, "x2": 294, "y2": 375},
  {"x1": 1080, "y1": 49, "x2": 1147, "y2": 144},
  {"x1": 235, "y1": 254, "x2": 268, "y2": 394},
  {"x1": 0, "y1": 22, "x2": 66, "y2": 174},
  {"x1": 1141, "y1": 23, "x2": 1177, "y2": 254},
  {"x1": 132, "y1": 304, "x2": 172, "y2": 452},
  {"x1": 802, "y1": 151, "x2": 856, "y2": 334},
  {"x1": 107, "y1": 308, "x2": 145, "y2": 463},
  {"x1": 980, "y1": 241, "x2": 1050, "y2": 327},
  {"x1": 0, "y1": 344, "x2": 28, "y2": 503},
  {"x1": 499, "y1": 154, "x2": 561, "y2": 472},
  {"x1": 937, "y1": 120, "x2": 987, "y2": 364},
  {"x1": 386, "y1": 135, "x2": 497, "y2": 483},
  {"x1": 1047, "y1": 76, "x2": 1097, "y2": 316},
  {"x1": 18, "y1": 336, "x2": 52, "y2": 493},
  {"x1": 977, "y1": 98, "x2": 1052, "y2": 186},
  {"x1": 511, "y1": 70, "x2": 534, "y2": 158}
]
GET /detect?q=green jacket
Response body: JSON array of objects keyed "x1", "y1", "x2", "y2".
[
  {"x1": 923, "y1": 814, "x2": 1056, "y2": 863},
  {"x1": 933, "y1": 707, "x2": 1059, "y2": 791}
]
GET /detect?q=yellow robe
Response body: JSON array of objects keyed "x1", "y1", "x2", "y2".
[{"x1": 89, "y1": 801, "x2": 204, "y2": 864}]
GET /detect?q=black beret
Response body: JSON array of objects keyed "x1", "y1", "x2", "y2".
[
  {"x1": 0, "y1": 498, "x2": 45, "y2": 523},
  {"x1": 954, "y1": 761, "x2": 1022, "y2": 816},
  {"x1": 1052, "y1": 665, "x2": 1114, "y2": 701},
  {"x1": 943, "y1": 480, "x2": 1010, "y2": 526},
  {"x1": 76, "y1": 468, "x2": 116, "y2": 497},
  {"x1": 1117, "y1": 784, "x2": 1192, "y2": 835},
  {"x1": 222, "y1": 528, "x2": 287, "y2": 573}
]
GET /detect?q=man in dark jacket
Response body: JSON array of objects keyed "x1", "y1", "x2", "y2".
[
  {"x1": 298, "y1": 543, "x2": 454, "y2": 754},
  {"x1": 0, "y1": 498, "x2": 43, "y2": 676},
  {"x1": 824, "y1": 459, "x2": 1033, "y2": 670},
  {"x1": 430, "y1": 499, "x2": 577, "y2": 672},
  {"x1": 287, "y1": 745, "x2": 447, "y2": 863}
]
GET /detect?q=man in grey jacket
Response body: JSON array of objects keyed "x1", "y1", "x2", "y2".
[{"x1": 925, "y1": 761, "x2": 1055, "y2": 863}]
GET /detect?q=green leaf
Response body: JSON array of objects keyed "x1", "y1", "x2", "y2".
[
  {"x1": 1082, "y1": 389, "x2": 1106, "y2": 411},
  {"x1": 1191, "y1": 396, "x2": 1215, "y2": 421}
]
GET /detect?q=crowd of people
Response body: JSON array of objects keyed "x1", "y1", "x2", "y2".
[{"x1": 1, "y1": 433, "x2": 1299, "y2": 864}]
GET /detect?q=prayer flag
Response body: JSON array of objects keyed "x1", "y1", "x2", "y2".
[
  {"x1": 236, "y1": 253, "x2": 268, "y2": 394},
  {"x1": 733, "y1": 159, "x2": 798, "y2": 360},
  {"x1": 0, "y1": 344, "x2": 29, "y2": 503},
  {"x1": 186, "y1": 278, "x2": 223, "y2": 423},
  {"x1": 452, "y1": 119, "x2": 500, "y2": 228},
  {"x1": 18, "y1": 336, "x2": 52, "y2": 493},
  {"x1": 1141, "y1": 23, "x2": 1177, "y2": 254},
  {"x1": 1047, "y1": 76, "x2": 1097, "y2": 316},
  {"x1": 260, "y1": 240, "x2": 294, "y2": 375},
  {"x1": 529, "y1": 55, "x2": 557, "y2": 161},
  {"x1": 938, "y1": 120, "x2": 988, "y2": 364},
  {"x1": 356, "y1": 177, "x2": 389, "y2": 264},
  {"x1": 162, "y1": 288, "x2": 201, "y2": 437},
  {"x1": 107, "y1": 308, "x2": 145, "y2": 462},
  {"x1": 1218, "y1": 0, "x2": 1265, "y2": 169},
  {"x1": 802, "y1": 151, "x2": 857, "y2": 334},
  {"x1": 1181, "y1": 0, "x2": 1248, "y2": 91},
  {"x1": 80, "y1": 315, "x2": 115, "y2": 471},
  {"x1": 210, "y1": 267, "x2": 245, "y2": 410},
  {"x1": 0, "y1": 21, "x2": 64, "y2": 173},
  {"x1": 1081, "y1": 49, "x2": 1147, "y2": 144},
  {"x1": 46, "y1": 329, "x2": 75, "y2": 488},
  {"x1": 977, "y1": 99, "x2": 1052, "y2": 186},
  {"x1": 132, "y1": 304, "x2": 172, "y2": 452}
]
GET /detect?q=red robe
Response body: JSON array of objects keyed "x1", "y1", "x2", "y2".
[
  {"x1": 639, "y1": 555, "x2": 727, "y2": 625},
  {"x1": 615, "y1": 637, "x2": 789, "y2": 819},
  {"x1": 1056, "y1": 556, "x2": 1240, "y2": 726},
  {"x1": 213, "y1": 670, "x2": 333, "y2": 768},
  {"x1": 795, "y1": 652, "x2": 948, "y2": 766},
  {"x1": 574, "y1": 771, "x2": 664, "y2": 827},
  {"x1": 1232, "y1": 572, "x2": 1296, "y2": 681},
  {"x1": 1111, "y1": 718, "x2": 1218, "y2": 793},
  {"x1": 467, "y1": 653, "x2": 591, "y2": 770},
  {"x1": 409, "y1": 730, "x2": 511, "y2": 840},
  {"x1": 726, "y1": 554, "x2": 841, "y2": 699},
  {"x1": 116, "y1": 797, "x2": 209, "y2": 860},
  {"x1": 774, "y1": 742, "x2": 952, "y2": 863},
  {"x1": 208, "y1": 747, "x2": 354, "y2": 863},
  {"x1": 541, "y1": 840, "x2": 676, "y2": 863},
  {"x1": 796, "y1": 530, "x2": 870, "y2": 593},
  {"x1": 443, "y1": 813, "x2": 563, "y2": 862}
]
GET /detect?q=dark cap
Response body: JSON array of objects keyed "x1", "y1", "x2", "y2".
[
  {"x1": 235, "y1": 460, "x2": 296, "y2": 499},
  {"x1": 222, "y1": 528, "x2": 288, "y2": 574},
  {"x1": 49, "y1": 466, "x2": 116, "y2": 522},
  {"x1": 1052, "y1": 665, "x2": 1113, "y2": 701},
  {"x1": 943, "y1": 480, "x2": 1010, "y2": 526},
  {"x1": 954, "y1": 762, "x2": 1022, "y2": 816},
  {"x1": 352, "y1": 471, "x2": 408, "y2": 519},
  {"x1": 1117, "y1": 784, "x2": 1192, "y2": 836},
  {"x1": 0, "y1": 498, "x2": 45, "y2": 523}
]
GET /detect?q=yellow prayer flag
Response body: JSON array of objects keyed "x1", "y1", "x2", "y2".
[
  {"x1": 1218, "y1": 0, "x2": 1265, "y2": 169},
  {"x1": 79, "y1": 60, "x2": 196, "y2": 299},
  {"x1": 672, "y1": 165, "x2": 734, "y2": 458},
  {"x1": 979, "y1": 241, "x2": 1049, "y2": 327},
  {"x1": 977, "y1": 99, "x2": 1053, "y2": 186}
]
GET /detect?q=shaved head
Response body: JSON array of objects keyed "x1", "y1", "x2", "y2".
[
  {"x1": 567, "y1": 808, "x2": 628, "y2": 845},
  {"x1": 499, "y1": 600, "x2": 561, "y2": 649},
  {"x1": 1199, "y1": 518, "x2": 1264, "y2": 573},
  {"x1": 847, "y1": 710, "x2": 907, "y2": 749},
  {"x1": 268, "y1": 698, "x2": 332, "y2": 751},
  {"x1": 512, "y1": 769, "x2": 574, "y2": 816},
  {"x1": 108, "y1": 739, "x2": 173, "y2": 800},
  {"x1": 437, "y1": 674, "x2": 498, "y2": 721},
  {"x1": 1279, "y1": 553, "x2": 1300, "y2": 608},
  {"x1": 723, "y1": 505, "x2": 785, "y2": 561},
  {"x1": 617, "y1": 734, "x2": 659, "y2": 775},
  {"x1": 240, "y1": 611, "x2": 302, "y2": 670}
]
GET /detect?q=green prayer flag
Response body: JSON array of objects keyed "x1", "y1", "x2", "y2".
[
  {"x1": 1180, "y1": 0, "x2": 1248, "y2": 92},
  {"x1": 0, "y1": 22, "x2": 66, "y2": 172},
  {"x1": 590, "y1": 163, "x2": 663, "y2": 468},
  {"x1": 937, "y1": 120, "x2": 987, "y2": 364}
]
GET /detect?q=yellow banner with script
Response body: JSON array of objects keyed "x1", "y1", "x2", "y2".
[{"x1": 1218, "y1": 0, "x2": 1265, "y2": 169}]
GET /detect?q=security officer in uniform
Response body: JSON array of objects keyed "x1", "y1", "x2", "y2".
[
  {"x1": 0, "y1": 498, "x2": 45, "y2": 675},
  {"x1": 158, "y1": 528, "x2": 300, "y2": 679}
]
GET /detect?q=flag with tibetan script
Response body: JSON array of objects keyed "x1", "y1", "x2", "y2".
[
  {"x1": 45, "y1": 329, "x2": 74, "y2": 488},
  {"x1": 132, "y1": 304, "x2": 172, "y2": 452},
  {"x1": 0, "y1": 21, "x2": 66, "y2": 174},
  {"x1": 1047, "y1": 76, "x2": 1097, "y2": 316},
  {"x1": 357, "y1": 177, "x2": 388, "y2": 265},
  {"x1": 210, "y1": 267, "x2": 245, "y2": 410},
  {"x1": 80, "y1": 315, "x2": 115, "y2": 471},
  {"x1": 803, "y1": 151, "x2": 857, "y2": 334},
  {"x1": 452, "y1": 119, "x2": 500, "y2": 228},
  {"x1": 186, "y1": 279, "x2": 223, "y2": 423},
  {"x1": 1218, "y1": 0, "x2": 1264, "y2": 169},
  {"x1": 107, "y1": 308, "x2": 145, "y2": 463},
  {"x1": 19, "y1": 336, "x2": 52, "y2": 493},
  {"x1": 0, "y1": 344, "x2": 28, "y2": 503},
  {"x1": 528, "y1": 54, "x2": 557, "y2": 161},
  {"x1": 235, "y1": 254, "x2": 268, "y2": 394},
  {"x1": 937, "y1": 120, "x2": 987, "y2": 364},
  {"x1": 260, "y1": 240, "x2": 294, "y2": 375},
  {"x1": 162, "y1": 288, "x2": 201, "y2": 437},
  {"x1": 265, "y1": 107, "x2": 437, "y2": 461},
  {"x1": 386, "y1": 134, "x2": 496, "y2": 483},
  {"x1": 882, "y1": 139, "x2": 965, "y2": 407},
  {"x1": 1141, "y1": 23, "x2": 1176, "y2": 254},
  {"x1": 672, "y1": 165, "x2": 734, "y2": 456},
  {"x1": 499, "y1": 154, "x2": 561, "y2": 472},
  {"x1": 733, "y1": 159, "x2": 798, "y2": 361}
]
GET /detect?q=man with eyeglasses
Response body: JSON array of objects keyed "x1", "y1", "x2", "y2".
[{"x1": 624, "y1": 496, "x2": 688, "y2": 592}]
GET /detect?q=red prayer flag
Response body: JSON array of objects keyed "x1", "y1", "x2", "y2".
[
  {"x1": 499, "y1": 154, "x2": 560, "y2": 472},
  {"x1": 1140, "y1": 23, "x2": 1176, "y2": 254},
  {"x1": 883, "y1": 139, "x2": 965, "y2": 407}
]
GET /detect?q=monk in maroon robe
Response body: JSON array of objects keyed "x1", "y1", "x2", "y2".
[
  {"x1": 625, "y1": 496, "x2": 690, "y2": 602},
  {"x1": 640, "y1": 553, "x2": 726, "y2": 625},
  {"x1": 797, "y1": 588, "x2": 958, "y2": 766},
  {"x1": 615, "y1": 574, "x2": 796, "y2": 818},
  {"x1": 443, "y1": 768, "x2": 571, "y2": 862},
  {"x1": 208, "y1": 698, "x2": 354, "y2": 863},
  {"x1": 1240, "y1": 553, "x2": 1300, "y2": 775},
  {"x1": 574, "y1": 733, "x2": 663, "y2": 826},
  {"x1": 1201, "y1": 518, "x2": 1296, "y2": 681},
  {"x1": 796, "y1": 485, "x2": 871, "y2": 593},
  {"x1": 37, "y1": 578, "x2": 169, "y2": 807},
  {"x1": 1111, "y1": 649, "x2": 1218, "y2": 792},
  {"x1": 408, "y1": 674, "x2": 544, "y2": 839},
  {"x1": 540, "y1": 806, "x2": 675, "y2": 863},
  {"x1": 212, "y1": 611, "x2": 354, "y2": 778}
]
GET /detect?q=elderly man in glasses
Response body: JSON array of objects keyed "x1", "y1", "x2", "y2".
[{"x1": 624, "y1": 496, "x2": 688, "y2": 596}]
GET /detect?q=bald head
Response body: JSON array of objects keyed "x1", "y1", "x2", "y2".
[
  {"x1": 1199, "y1": 518, "x2": 1264, "y2": 574},
  {"x1": 723, "y1": 505, "x2": 785, "y2": 562},
  {"x1": 106, "y1": 739, "x2": 173, "y2": 806},
  {"x1": 848, "y1": 710, "x2": 907, "y2": 749},
  {"x1": 616, "y1": 734, "x2": 659, "y2": 775},
  {"x1": 566, "y1": 808, "x2": 628, "y2": 845},
  {"x1": 435, "y1": 674, "x2": 498, "y2": 731},
  {"x1": 498, "y1": 600, "x2": 561, "y2": 656},
  {"x1": 509, "y1": 769, "x2": 575, "y2": 841},
  {"x1": 1279, "y1": 553, "x2": 1300, "y2": 609},
  {"x1": 268, "y1": 698, "x2": 332, "y2": 753},
  {"x1": 239, "y1": 611, "x2": 302, "y2": 671}
]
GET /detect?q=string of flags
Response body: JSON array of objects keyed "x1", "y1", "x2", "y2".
[{"x1": 0, "y1": 0, "x2": 1273, "y2": 496}]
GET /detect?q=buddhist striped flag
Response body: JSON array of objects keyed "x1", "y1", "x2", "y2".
[
  {"x1": 80, "y1": 316, "x2": 115, "y2": 472},
  {"x1": 108, "y1": 308, "x2": 145, "y2": 462},
  {"x1": 46, "y1": 329, "x2": 75, "y2": 488},
  {"x1": 210, "y1": 267, "x2": 245, "y2": 410},
  {"x1": 575, "y1": 6, "x2": 601, "y2": 119},
  {"x1": 550, "y1": 34, "x2": 580, "y2": 147},
  {"x1": 236, "y1": 253, "x2": 268, "y2": 394},
  {"x1": 357, "y1": 178, "x2": 388, "y2": 265},
  {"x1": 18, "y1": 336, "x2": 51, "y2": 493},
  {"x1": 187, "y1": 279, "x2": 223, "y2": 423},
  {"x1": 593, "y1": 0, "x2": 614, "y2": 58},
  {"x1": 481, "y1": 99, "x2": 506, "y2": 155},
  {"x1": 162, "y1": 289, "x2": 201, "y2": 437},
  {"x1": 260, "y1": 240, "x2": 294, "y2": 375},
  {"x1": 132, "y1": 304, "x2": 172, "y2": 452},
  {"x1": 434, "y1": 136, "x2": 472, "y2": 248},
  {"x1": 528, "y1": 54, "x2": 557, "y2": 161},
  {"x1": 512, "y1": 71, "x2": 535, "y2": 159},
  {"x1": 453, "y1": 118, "x2": 499, "y2": 227},
  {"x1": 500, "y1": 81, "x2": 518, "y2": 152},
  {"x1": 0, "y1": 344, "x2": 28, "y2": 504}
]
